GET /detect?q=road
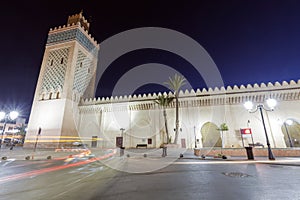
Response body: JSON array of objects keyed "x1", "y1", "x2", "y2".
[{"x1": 1, "y1": 152, "x2": 300, "y2": 200}]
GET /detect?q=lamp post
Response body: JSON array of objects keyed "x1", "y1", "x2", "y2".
[
  {"x1": 194, "y1": 126, "x2": 197, "y2": 148},
  {"x1": 120, "y1": 128, "x2": 125, "y2": 147},
  {"x1": 120, "y1": 128, "x2": 125, "y2": 156},
  {"x1": 0, "y1": 111, "x2": 19, "y2": 149},
  {"x1": 32, "y1": 127, "x2": 41, "y2": 159},
  {"x1": 244, "y1": 99, "x2": 276, "y2": 160},
  {"x1": 283, "y1": 119, "x2": 293, "y2": 148}
]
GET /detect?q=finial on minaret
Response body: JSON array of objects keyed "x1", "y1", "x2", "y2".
[{"x1": 67, "y1": 10, "x2": 90, "y2": 31}]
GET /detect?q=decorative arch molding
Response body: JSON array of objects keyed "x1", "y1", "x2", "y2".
[{"x1": 281, "y1": 119, "x2": 300, "y2": 147}]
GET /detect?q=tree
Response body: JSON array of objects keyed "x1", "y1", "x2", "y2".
[
  {"x1": 154, "y1": 95, "x2": 174, "y2": 144},
  {"x1": 165, "y1": 74, "x2": 186, "y2": 144},
  {"x1": 217, "y1": 123, "x2": 229, "y2": 154}
]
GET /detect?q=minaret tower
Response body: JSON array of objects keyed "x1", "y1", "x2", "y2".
[{"x1": 24, "y1": 11, "x2": 99, "y2": 148}]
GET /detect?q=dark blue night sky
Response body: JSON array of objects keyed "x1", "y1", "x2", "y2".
[{"x1": 1, "y1": 0, "x2": 300, "y2": 119}]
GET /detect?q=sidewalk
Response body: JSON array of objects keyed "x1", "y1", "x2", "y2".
[
  {"x1": 180, "y1": 149, "x2": 300, "y2": 166},
  {"x1": 0, "y1": 146, "x2": 82, "y2": 160},
  {"x1": 1, "y1": 147, "x2": 300, "y2": 166}
]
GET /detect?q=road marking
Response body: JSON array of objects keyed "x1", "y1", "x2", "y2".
[{"x1": 2, "y1": 159, "x2": 15, "y2": 167}]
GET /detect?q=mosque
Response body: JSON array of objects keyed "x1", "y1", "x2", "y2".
[{"x1": 24, "y1": 12, "x2": 300, "y2": 151}]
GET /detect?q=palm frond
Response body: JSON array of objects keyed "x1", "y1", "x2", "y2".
[
  {"x1": 164, "y1": 74, "x2": 186, "y2": 92},
  {"x1": 154, "y1": 95, "x2": 174, "y2": 107}
]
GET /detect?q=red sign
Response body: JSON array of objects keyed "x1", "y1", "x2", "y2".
[{"x1": 240, "y1": 128, "x2": 252, "y2": 134}]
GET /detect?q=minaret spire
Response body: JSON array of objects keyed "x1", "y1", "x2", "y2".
[{"x1": 67, "y1": 10, "x2": 90, "y2": 31}]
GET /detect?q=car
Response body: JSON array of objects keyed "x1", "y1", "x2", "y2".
[
  {"x1": 13, "y1": 138, "x2": 22, "y2": 144},
  {"x1": 3, "y1": 138, "x2": 11, "y2": 143},
  {"x1": 72, "y1": 142, "x2": 83, "y2": 147}
]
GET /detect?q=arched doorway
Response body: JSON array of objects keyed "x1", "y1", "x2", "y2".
[
  {"x1": 281, "y1": 119, "x2": 300, "y2": 147},
  {"x1": 201, "y1": 122, "x2": 221, "y2": 147}
]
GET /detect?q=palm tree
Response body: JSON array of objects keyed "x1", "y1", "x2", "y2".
[
  {"x1": 165, "y1": 74, "x2": 186, "y2": 144},
  {"x1": 154, "y1": 94, "x2": 174, "y2": 144},
  {"x1": 217, "y1": 123, "x2": 229, "y2": 154}
]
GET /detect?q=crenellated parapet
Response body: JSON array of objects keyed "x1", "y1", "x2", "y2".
[{"x1": 80, "y1": 79, "x2": 300, "y2": 109}]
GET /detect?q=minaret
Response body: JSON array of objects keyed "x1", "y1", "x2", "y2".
[{"x1": 24, "y1": 12, "x2": 99, "y2": 148}]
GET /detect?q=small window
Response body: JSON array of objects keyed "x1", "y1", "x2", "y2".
[
  {"x1": 80, "y1": 62, "x2": 83, "y2": 68},
  {"x1": 50, "y1": 60, "x2": 53, "y2": 66},
  {"x1": 56, "y1": 92, "x2": 60, "y2": 99},
  {"x1": 61, "y1": 58, "x2": 64, "y2": 64},
  {"x1": 49, "y1": 93, "x2": 52, "y2": 99}
]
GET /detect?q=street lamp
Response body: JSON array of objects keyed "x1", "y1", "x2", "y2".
[
  {"x1": 0, "y1": 111, "x2": 19, "y2": 149},
  {"x1": 244, "y1": 99, "x2": 276, "y2": 160},
  {"x1": 283, "y1": 119, "x2": 293, "y2": 148}
]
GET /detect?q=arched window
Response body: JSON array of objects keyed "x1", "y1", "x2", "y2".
[
  {"x1": 56, "y1": 92, "x2": 60, "y2": 99},
  {"x1": 49, "y1": 93, "x2": 52, "y2": 99},
  {"x1": 50, "y1": 60, "x2": 53, "y2": 66}
]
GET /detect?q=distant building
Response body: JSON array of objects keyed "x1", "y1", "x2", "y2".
[{"x1": 0, "y1": 117, "x2": 27, "y2": 142}]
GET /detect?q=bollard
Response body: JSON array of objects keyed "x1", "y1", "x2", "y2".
[
  {"x1": 245, "y1": 147, "x2": 254, "y2": 160},
  {"x1": 120, "y1": 147, "x2": 125, "y2": 156},
  {"x1": 162, "y1": 147, "x2": 167, "y2": 157}
]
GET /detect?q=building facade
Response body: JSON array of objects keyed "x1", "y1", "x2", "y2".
[
  {"x1": 0, "y1": 117, "x2": 27, "y2": 144},
  {"x1": 24, "y1": 13, "x2": 300, "y2": 149}
]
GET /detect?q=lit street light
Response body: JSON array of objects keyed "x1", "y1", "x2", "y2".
[
  {"x1": 244, "y1": 99, "x2": 276, "y2": 160},
  {"x1": 0, "y1": 111, "x2": 19, "y2": 149},
  {"x1": 283, "y1": 119, "x2": 293, "y2": 147}
]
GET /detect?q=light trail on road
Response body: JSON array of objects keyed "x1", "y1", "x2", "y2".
[{"x1": 0, "y1": 150, "x2": 116, "y2": 184}]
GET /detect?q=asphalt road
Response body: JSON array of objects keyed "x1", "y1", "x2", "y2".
[{"x1": 1, "y1": 154, "x2": 300, "y2": 200}]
